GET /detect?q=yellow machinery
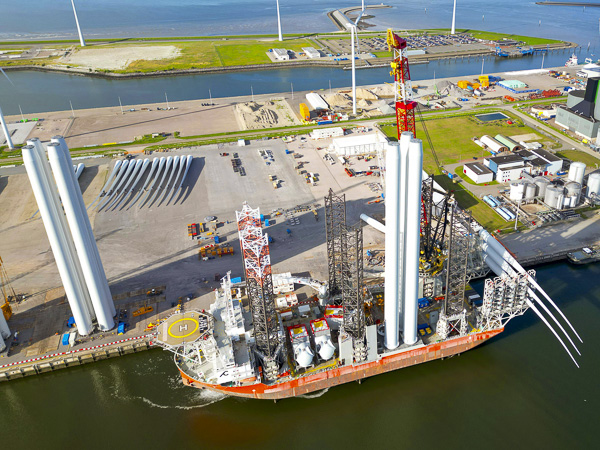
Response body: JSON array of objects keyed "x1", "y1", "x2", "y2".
[
  {"x1": 1, "y1": 256, "x2": 15, "y2": 320},
  {"x1": 132, "y1": 305, "x2": 154, "y2": 317},
  {"x1": 299, "y1": 103, "x2": 310, "y2": 121}
]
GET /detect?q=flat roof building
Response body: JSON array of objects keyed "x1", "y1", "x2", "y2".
[
  {"x1": 463, "y1": 162, "x2": 494, "y2": 184},
  {"x1": 272, "y1": 48, "x2": 290, "y2": 61},
  {"x1": 302, "y1": 47, "x2": 321, "y2": 59}
]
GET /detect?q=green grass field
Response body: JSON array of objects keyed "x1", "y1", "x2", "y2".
[
  {"x1": 380, "y1": 113, "x2": 548, "y2": 174},
  {"x1": 108, "y1": 39, "x2": 314, "y2": 73},
  {"x1": 380, "y1": 111, "x2": 548, "y2": 230},
  {"x1": 556, "y1": 150, "x2": 600, "y2": 167}
]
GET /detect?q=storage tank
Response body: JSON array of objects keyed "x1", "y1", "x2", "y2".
[
  {"x1": 568, "y1": 161, "x2": 586, "y2": 184},
  {"x1": 544, "y1": 185, "x2": 564, "y2": 208},
  {"x1": 557, "y1": 193, "x2": 565, "y2": 210},
  {"x1": 533, "y1": 176, "x2": 550, "y2": 197},
  {"x1": 524, "y1": 183, "x2": 537, "y2": 200},
  {"x1": 509, "y1": 182, "x2": 525, "y2": 201},
  {"x1": 586, "y1": 172, "x2": 600, "y2": 197},
  {"x1": 565, "y1": 181, "x2": 582, "y2": 204}
]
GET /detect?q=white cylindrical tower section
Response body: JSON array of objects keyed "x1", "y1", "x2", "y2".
[
  {"x1": 402, "y1": 138, "x2": 423, "y2": 346},
  {"x1": 71, "y1": 0, "x2": 86, "y2": 47},
  {"x1": 0, "y1": 105, "x2": 14, "y2": 150},
  {"x1": 47, "y1": 143, "x2": 114, "y2": 330},
  {"x1": 384, "y1": 142, "x2": 401, "y2": 350},
  {"x1": 397, "y1": 132, "x2": 412, "y2": 330},
  {"x1": 51, "y1": 137, "x2": 115, "y2": 318},
  {"x1": 22, "y1": 145, "x2": 94, "y2": 335},
  {"x1": 0, "y1": 309, "x2": 10, "y2": 339}
]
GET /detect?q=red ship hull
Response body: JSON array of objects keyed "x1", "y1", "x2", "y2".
[{"x1": 178, "y1": 328, "x2": 503, "y2": 400}]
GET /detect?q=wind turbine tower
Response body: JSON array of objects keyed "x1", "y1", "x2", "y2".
[
  {"x1": 451, "y1": 0, "x2": 457, "y2": 35},
  {"x1": 276, "y1": 0, "x2": 283, "y2": 42},
  {"x1": 0, "y1": 106, "x2": 14, "y2": 150},
  {"x1": 70, "y1": 0, "x2": 86, "y2": 47}
]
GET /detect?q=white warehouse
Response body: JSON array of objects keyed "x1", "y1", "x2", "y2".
[
  {"x1": 302, "y1": 47, "x2": 321, "y2": 58},
  {"x1": 330, "y1": 132, "x2": 388, "y2": 156},
  {"x1": 463, "y1": 162, "x2": 494, "y2": 184},
  {"x1": 306, "y1": 93, "x2": 329, "y2": 111},
  {"x1": 311, "y1": 127, "x2": 344, "y2": 140},
  {"x1": 272, "y1": 48, "x2": 290, "y2": 61}
]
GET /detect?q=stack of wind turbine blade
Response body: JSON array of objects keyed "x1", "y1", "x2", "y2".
[
  {"x1": 115, "y1": 159, "x2": 150, "y2": 210},
  {"x1": 169, "y1": 155, "x2": 193, "y2": 204},
  {"x1": 158, "y1": 155, "x2": 180, "y2": 205},
  {"x1": 130, "y1": 158, "x2": 160, "y2": 208},
  {"x1": 140, "y1": 157, "x2": 167, "y2": 207},
  {"x1": 88, "y1": 160, "x2": 122, "y2": 209}
]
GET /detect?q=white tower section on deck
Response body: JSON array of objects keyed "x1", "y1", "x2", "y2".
[
  {"x1": 71, "y1": 0, "x2": 86, "y2": 47},
  {"x1": 47, "y1": 141, "x2": 115, "y2": 330},
  {"x1": 0, "y1": 105, "x2": 14, "y2": 150},
  {"x1": 402, "y1": 138, "x2": 423, "y2": 345},
  {"x1": 22, "y1": 144, "x2": 94, "y2": 335},
  {"x1": 276, "y1": 0, "x2": 283, "y2": 42},
  {"x1": 384, "y1": 141, "x2": 401, "y2": 350},
  {"x1": 451, "y1": 0, "x2": 457, "y2": 35}
]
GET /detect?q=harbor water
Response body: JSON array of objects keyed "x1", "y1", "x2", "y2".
[
  {"x1": 0, "y1": 262, "x2": 597, "y2": 448},
  {"x1": 0, "y1": 50, "x2": 585, "y2": 116}
]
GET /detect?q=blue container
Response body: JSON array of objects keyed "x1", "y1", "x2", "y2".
[
  {"x1": 286, "y1": 228, "x2": 291, "y2": 234},
  {"x1": 265, "y1": 219, "x2": 270, "y2": 226},
  {"x1": 117, "y1": 322, "x2": 126, "y2": 335},
  {"x1": 61, "y1": 333, "x2": 70, "y2": 346},
  {"x1": 231, "y1": 277, "x2": 242, "y2": 284},
  {"x1": 214, "y1": 235, "x2": 220, "y2": 244},
  {"x1": 260, "y1": 214, "x2": 265, "y2": 221},
  {"x1": 67, "y1": 316, "x2": 75, "y2": 327}
]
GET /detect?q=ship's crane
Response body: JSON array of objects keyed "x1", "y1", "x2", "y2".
[{"x1": 386, "y1": 28, "x2": 447, "y2": 265}]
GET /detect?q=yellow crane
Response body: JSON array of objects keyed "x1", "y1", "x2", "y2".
[{"x1": 0, "y1": 256, "x2": 15, "y2": 320}]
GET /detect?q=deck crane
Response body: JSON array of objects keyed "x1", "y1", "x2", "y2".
[{"x1": 386, "y1": 28, "x2": 448, "y2": 265}]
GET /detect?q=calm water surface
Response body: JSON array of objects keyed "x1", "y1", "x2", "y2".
[{"x1": 0, "y1": 263, "x2": 597, "y2": 449}]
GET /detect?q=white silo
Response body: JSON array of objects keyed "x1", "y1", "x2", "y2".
[
  {"x1": 568, "y1": 161, "x2": 586, "y2": 185},
  {"x1": 586, "y1": 172, "x2": 600, "y2": 197},
  {"x1": 510, "y1": 182, "x2": 525, "y2": 201},
  {"x1": 47, "y1": 143, "x2": 114, "y2": 330},
  {"x1": 22, "y1": 145, "x2": 94, "y2": 335},
  {"x1": 534, "y1": 176, "x2": 550, "y2": 197},
  {"x1": 565, "y1": 181, "x2": 582, "y2": 205},
  {"x1": 524, "y1": 183, "x2": 537, "y2": 201},
  {"x1": 544, "y1": 185, "x2": 564, "y2": 209}
]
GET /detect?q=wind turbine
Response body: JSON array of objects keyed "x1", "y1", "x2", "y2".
[
  {"x1": 70, "y1": 0, "x2": 86, "y2": 47},
  {"x1": 0, "y1": 68, "x2": 15, "y2": 149},
  {"x1": 276, "y1": 0, "x2": 283, "y2": 42},
  {"x1": 347, "y1": 7, "x2": 366, "y2": 115},
  {"x1": 451, "y1": 0, "x2": 457, "y2": 35}
]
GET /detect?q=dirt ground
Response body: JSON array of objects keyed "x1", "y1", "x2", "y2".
[
  {"x1": 62, "y1": 46, "x2": 181, "y2": 70},
  {"x1": 234, "y1": 99, "x2": 301, "y2": 130}
]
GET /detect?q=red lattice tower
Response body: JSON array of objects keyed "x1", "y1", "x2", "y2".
[
  {"x1": 387, "y1": 29, "x2": 418, "y2": 140},
  {"x1": 236, "y1": 202, "x2": 279, "y2": 359}
]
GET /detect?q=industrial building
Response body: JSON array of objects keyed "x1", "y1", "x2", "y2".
[
  {"x1": 271, "y1": 48, "x2": 290, "y2": 61},
  {"x1": 494, "y1": 134, "x2": 522, "y2": 152},
  {"x1": 555, "y1": 77, "x2": 600, "y2": 139},
  {"x1": 480, "y1": 135, "x2": 509, "y2": 153},
  {"x1": 484, "y1": 154, "x2": 526, "y2": 182},
  {"x1": 310, "y1": 127, "x2": 344, "y2": 140},
  {"x1": 463, "y1": 162, "x2": 494, "y2": 184},
  {"x1": 305, "y1": 92, "x2": 329, "y2": 111},
  {"x1": 516, "y1": 148, "x2": 563, "y2": 175},
  {"x1": 330, "y1": 132, "x2": 388, "y2": 156},
  {"x1": 302, "y1": 47, "x2": 321, "y2": 58}
]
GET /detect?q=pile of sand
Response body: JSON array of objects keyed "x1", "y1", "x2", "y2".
[
  {"x1": 371, "y1": 84, "x2": 395, "y2": 98},
  {"x1": 325, "y1": 93, "x2": 352, "y2": 108},
  {"x1": 62, "y1": 46, "x2": 181, "y2": 70},
  {"x1": 235, "y1": 100, "x2": 301, "y2": 130},
  {"x1": 355, "y1": 88, "x2": 379, "y2": 100},
  {"x1": 357, "y1": 99, "x2": 372, "y2": 108}
]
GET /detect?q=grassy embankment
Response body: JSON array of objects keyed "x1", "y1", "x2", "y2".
[
  {"x1": 380, "y1": 111, "x2": 550, "y2": 229},
  {"x1": 556, "y1": 150, "x2": 600, "y2": 167}
]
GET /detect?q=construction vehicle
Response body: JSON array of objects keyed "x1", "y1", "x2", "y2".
[
  {"x1": 132, "y1": 305, "x2": 154, "y2": 317},
  {"x1": 147, "y1": 288, "x2": 162, "y2": 296},
  {"x1": 1, "y1": 256, "x2": 15, "y2": 320}
]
